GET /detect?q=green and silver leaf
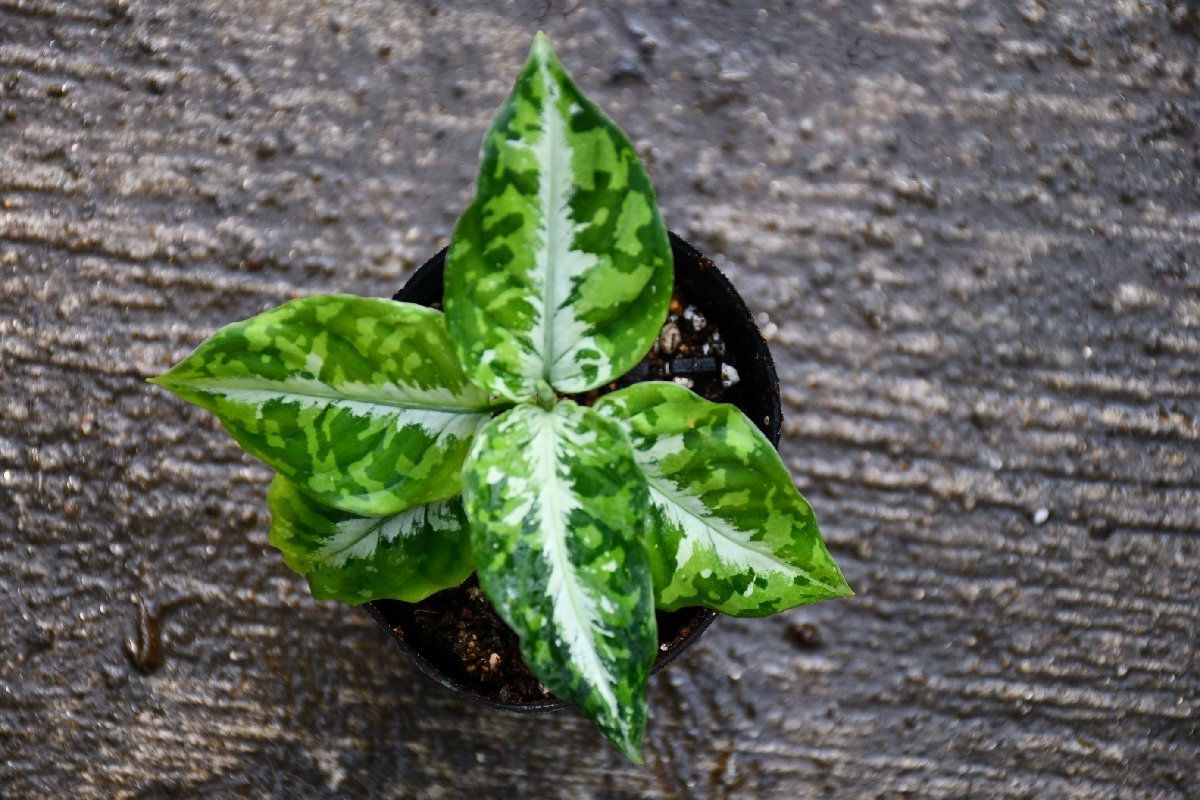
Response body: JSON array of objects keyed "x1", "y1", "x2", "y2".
[
  {"x1": 462, "y1": 400, "x2": 656, "y2": 762},
  {"x1": 445, "y1": 32, "x2": 673, "y2": 401},
  {"x1": 151, "y1": 296, "x2": 502, "y2": 516},
  {"x1": 596, "y1": 382, "x2": 853, "y2": 617},
  {"x1": 268, "y1": 475, "x2": 473, "y2": 604}
]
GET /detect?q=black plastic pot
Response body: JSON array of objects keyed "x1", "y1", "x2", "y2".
[{"x1": 364, "y1": 231, "x2": 782, "y2": 712}]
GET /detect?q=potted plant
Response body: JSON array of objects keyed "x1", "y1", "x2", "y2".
[
  {"x1": 363, "y1": 228, "x2": 788, "y2": 715},
  {"x1": 151, "y1": 33, "x2": 851, "y2": 762}
]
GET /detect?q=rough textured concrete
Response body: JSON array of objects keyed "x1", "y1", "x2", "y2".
[{"x1": 2, "y1": 1, "x2": 1198, "y2": 797}]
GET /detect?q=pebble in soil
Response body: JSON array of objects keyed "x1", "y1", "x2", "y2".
[{"x1": 571, "y1": 287, "x2": 740, "y2": 407}]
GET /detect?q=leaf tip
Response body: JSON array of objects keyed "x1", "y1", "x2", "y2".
[
  {"x1": 608, "y1": 725, "x2": 646, "y2": 764},
  {"x1": 529, "y1": 31, "x2": 558, "y2": 65},
  {"x1": 620, "y1": 744, "x2": 645, "y2": 765},
  {"x1": 146, "y1": 370, "x2": 179, "y2": 394},
  {"x1": 828, "y1": 570, "x2": 855, "y2": 599},
  {"x1": 146, "y1": 358, "x2": 191, "y2": 391}
]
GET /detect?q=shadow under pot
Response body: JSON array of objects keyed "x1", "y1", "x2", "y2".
[{"x1": 364, "y1": 231, "x2": 782, "y2": 712}]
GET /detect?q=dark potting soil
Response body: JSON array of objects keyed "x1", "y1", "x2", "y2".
[
  {"x1": 375, "y1": 576, "x2": 717, "y2": 707},
  {"x1": 377, "y1": 286, "x2": 741, "y2": 707},
  {"x1": 571, "y1": 288, "x2": 741, "y2": 407}
]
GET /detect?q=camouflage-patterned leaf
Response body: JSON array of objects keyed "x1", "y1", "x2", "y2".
[
  {"x1": 444, "y1": 32, "x2": 673, "y2": 401},
  {"x1": 596, "y1": 382, "x2": 853, "y2": 617},
  {"x1": 267, "y1": 475, "x2": 473, "y2": 604},
  {"x1": 151, "y1": 296, "x2": 502, "y2": 516},
  {"x1": 462, "y1": 400, "x2": 656, "y2": 762}
]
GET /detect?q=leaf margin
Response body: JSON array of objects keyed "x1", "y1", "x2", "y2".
[
  {"x1": 595, "y1": 381, "x2": 853, "y2": 617},
  {"x1": 267, "y1": 473, "x2": 475, "y2": 605},
  {"x1": 150, "y1": 294, "x2": 506, "y2": 516},
  {"x1": 461, "y1": 399, "x2": 657, "y2": 762},
  {"x1": 443, "y1": 32, "x2": 674, "y2": 402}
]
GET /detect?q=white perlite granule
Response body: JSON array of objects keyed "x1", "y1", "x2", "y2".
[{"x1": 721, "y1": 364, "x2": 740, "y2": 387}]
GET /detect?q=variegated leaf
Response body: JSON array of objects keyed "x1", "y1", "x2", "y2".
[
  {"x1": 151, "y1": 296, "x2": 503, "y2": 516},
  {"x1": 444, "y1": 32, "x2": 673, "y2": 401},
  {"x1": 596, "y1": 382, "x2": 852, "y2": 617},
  {"x1": 462, "y1": 401, "x2": 656, "y2": 762},
  {"x1": 267, "y1": 475, "x2": 473, "y2": 604}
]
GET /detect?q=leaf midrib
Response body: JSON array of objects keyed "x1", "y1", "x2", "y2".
[
  {"x1": 538, "y1": 56, "x2": 564, "y2": 382},
  {"x1": 645, "y1": 477, "x2": 844, "y2": 594},
  {"x1": 318, "y1": 516, "x2": 390, "y2": 562},
  {"x1": 533, "y1": 409, "x2": 619, "y2": 711},
  {"x1": 167, "y1": 375, "x2": 502, "y2": 415}
]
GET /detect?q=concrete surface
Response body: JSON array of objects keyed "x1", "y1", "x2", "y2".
[{"x1": 2, "y1": 1, "x2": 1198, "y2": 797}]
